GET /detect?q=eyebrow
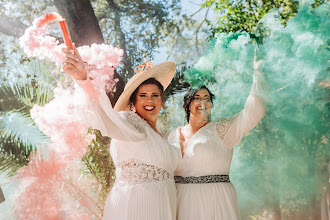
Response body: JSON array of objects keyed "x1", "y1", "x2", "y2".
[
  {"x1": 139, "y1": 92, "x2": 160, "y2": 95},
  {"x1": 194, "y1": 94, "x2": 210, "y2": 97}
]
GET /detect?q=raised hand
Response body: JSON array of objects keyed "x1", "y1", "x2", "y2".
[
  {"x1": 61, "y1": 43, "x2": 87, "y2": 80},
  {"x1": 254, "y1": 49, "x2": 262, "y2": 72}
]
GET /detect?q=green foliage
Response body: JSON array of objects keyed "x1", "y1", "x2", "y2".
[
  {"x1": 0, "y1": 134, "x2": 32, "y2": 176},
  {"x1": 0, "y1": 110, "x2": 49, "y2": 176},
  {"x1": 202, "y1": 0, "x2": 326, "y2": 36},
  {"x1": 164, "y1": 63, "x2": 191, "y2": 98},
  {"x1": 0, "y1": 111, "x2": 48, "y2": 148},
  {"x1": 0, "y1": 82, "x2": 53, "y2": 112},
  {"x1": 81, "y1": 130, "x2": 115, "y2": 206},
  {"x1": 0, "y1": 78, "x2": 53, "y2": 176}
]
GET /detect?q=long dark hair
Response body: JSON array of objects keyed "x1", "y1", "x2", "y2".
[
  {"x1": 129, "y1": 78, "x2": 165, "y2": 108},
  {"x1": 183, "y1": 85, "x2": 215, "y2": 123}
]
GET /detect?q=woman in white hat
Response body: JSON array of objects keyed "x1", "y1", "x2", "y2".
[{"x1": 62, "y1": 45, "x2": 179, "y2": 220}]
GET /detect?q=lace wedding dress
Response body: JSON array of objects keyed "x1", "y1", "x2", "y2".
[
  {"x1": 168, "y1": 73, "x2": 267, "y2": 220},
  {"x1": 74, "y1": 80, "x2": 180, "y2": 220}
]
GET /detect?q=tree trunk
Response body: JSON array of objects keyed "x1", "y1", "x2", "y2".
[
  {"x1": 53, "y1": 0, "x2": 124, "y2": 104},
  {"x1": 53, "y1": 0, "x2": 104, "y2": 47}
]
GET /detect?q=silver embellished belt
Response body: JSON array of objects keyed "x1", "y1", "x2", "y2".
[{"x1": 174, "y1": 175, "x2": 230, "y2": 184}]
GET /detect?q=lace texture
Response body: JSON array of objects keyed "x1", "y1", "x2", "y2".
[
  {"x1": 216, "y1": 115, "x2": 238, "y2": 140},
  {"x1": 116, "y1": 159, "x2": 172, "y2": 185},
  {"x1": 121, "y1": 111, "x2": 146, "y2": 133}
]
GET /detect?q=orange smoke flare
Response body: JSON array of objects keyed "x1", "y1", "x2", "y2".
[
  {"x1": 58, "y1": 19, "x2": 73, "y2": 49},
  {"x1": 37, "y1": 12, "x2": 73, "y2": 49}
]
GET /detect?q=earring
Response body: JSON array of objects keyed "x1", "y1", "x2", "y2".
[{"x1": 129, "y1": 103, "x2": 136, "y2": 112}]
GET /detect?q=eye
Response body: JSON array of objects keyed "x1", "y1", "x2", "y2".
[
  {"x1": 152, "y1": 94, "x2": 160, "y2": 98},
  {"x1": 204, "y1": 98, "x2": 211, "y2": 102},
  {"x1": 139, "y1": 94, "x2": 147, "y2": 98},
  {"x1": 192, "y1": 97, "x2": 200, "y2": 101}
]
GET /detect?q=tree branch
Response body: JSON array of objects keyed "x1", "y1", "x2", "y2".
[
  {"x1": 0, "y1": 15, "x2": 28, "y2": 38},
  {"x1": 166, "y1": 7, "x2": 208, "y2": 60},
  {"x1": 106, "y1": 0, "x2": 134, "y2": 80},
  {"x1": 188, "y1": 7, "x2": 204, "y2": 20},
  {"x1": 195, "y1": 6, "x2": 210, "y2": 56}
]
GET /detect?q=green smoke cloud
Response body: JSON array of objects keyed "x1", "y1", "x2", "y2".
[{"x1": 179, "y1": 1, "x2": 329, "y2": 217}]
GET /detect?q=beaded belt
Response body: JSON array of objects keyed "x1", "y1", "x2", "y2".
[{"x1": 174, "y1": 175, "x2": 230, "y2": 184}]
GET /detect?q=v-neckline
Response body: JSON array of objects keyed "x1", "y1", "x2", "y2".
[
  {"x1": 178, "y1": 122, "x2": 212, "y2": 158},
  {"x1": 134, "y1": 112, "x2": 165, "y2": 140},
  {"x1": 148, "y1": 123, "x2": 165, "y2": 140}
]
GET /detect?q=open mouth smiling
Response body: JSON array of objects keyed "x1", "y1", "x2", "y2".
[{"x1": 144, "y1": 106, "x2": 155, "y2": 111}]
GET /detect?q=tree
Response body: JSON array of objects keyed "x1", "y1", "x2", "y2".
[{"x1": 201, "y1": 0, "x2": 326, "y2": 37}]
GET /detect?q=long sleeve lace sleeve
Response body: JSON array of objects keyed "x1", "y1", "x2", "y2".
[
  {"x1": 216, "y1": 62, "x2": 267, "y2": 148},
  {"x1": 73, "y1": 78, "x2": 146, "y2": 142}
]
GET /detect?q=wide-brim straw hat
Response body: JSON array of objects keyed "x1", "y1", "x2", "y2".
[{"x1": 114, "y1": 61, "x2": 176, "y2": 111}]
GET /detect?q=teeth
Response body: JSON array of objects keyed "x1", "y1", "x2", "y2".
[{"x1": 144, "y1": 106, "x2": 155, "y2": 110}]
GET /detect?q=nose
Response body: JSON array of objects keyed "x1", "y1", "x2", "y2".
[
  {"x1": 197, "y1": 100, "x2": 207, "y2": 105},
  {"x1": 147, "y1": 95, "x2": 154, "y2": 102}
]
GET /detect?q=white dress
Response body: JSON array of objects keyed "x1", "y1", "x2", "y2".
[
  {"x1": 168, "y1": 75, "x2": 266, "y2": 220},
  {"x1": 74, "y1": 80, "x2": 180, "y2": 220}
]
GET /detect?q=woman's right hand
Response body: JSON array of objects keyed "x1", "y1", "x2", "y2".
[{"x1": 61, "y1": 43, "x2": 87, "y2": 80}]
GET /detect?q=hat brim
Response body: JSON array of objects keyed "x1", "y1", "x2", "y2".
[{"x1": 114, "y1": 61, "x2": 176, "y2": 111}]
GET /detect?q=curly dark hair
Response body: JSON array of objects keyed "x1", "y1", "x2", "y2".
[{"x1": 183, "y1": 85, "x2": 215, "y2": 123}]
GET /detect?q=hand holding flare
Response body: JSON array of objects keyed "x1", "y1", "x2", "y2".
[
  {"x1": 36, "y1": 13, "x2": 87, "y2": 79},
  {"x1": 62, "y1": 44, "x2": 87, "y2": 80},
  {"x1": 37, "y1": 13, "x2": 73, "y2": 49},
  {"x1": 35, "y1": 13, "x2": 86, "y2": 80},
  {"x1": 20, "y1": 12, "x2": 123, "y2": 89}
]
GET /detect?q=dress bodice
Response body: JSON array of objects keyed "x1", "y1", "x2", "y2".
[
  {"x1": 168, "y1": 82, "x2": 267, "y2": 177},
  {"x1": 110, "y1": 111, "x2": 179, "y2": 174},
  {"x1": 169, "y1": 122, "x2": 233, "y2": 177}
]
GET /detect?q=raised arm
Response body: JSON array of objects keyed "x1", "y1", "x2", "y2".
[
  {"x1": 62, "y1": 45, "x2": 145, "y2": 142},
  {"x1": 216, "y1": 56, "x2": 267, "y2": 148}
]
